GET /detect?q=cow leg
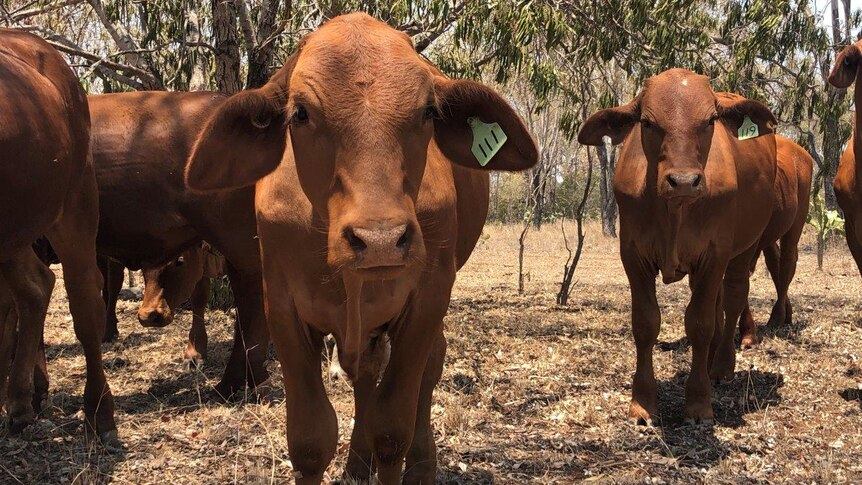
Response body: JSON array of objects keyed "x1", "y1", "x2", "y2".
[
  {"x1": 711, "y1": 248, "x2": 754, "y2": 384},
  {"x1": 738, "y1": 305, "x2": 758, "y2": 349},
  {"x1": 45, "y1": 173, "x2": 116, "y2": 442},
  {"x1": 769, "y1": 228, "x2": 802, "y2": 327},
  {"x1": 184, "y1": 276, "x2": 209, "y2": 370},
  {"x1": 684, "y1": 261, "x2": 726, "y2": 424},
  {"x1": 368, "y1": 272, "x2": 453, "y2": 485},
  {"x1": 344, "y1": 335, "x2": 391, "y2": 481},
  {"x1": 270, "y1": 300, "x2": 336, "y2": 485},
  {"x1": 758, "y1": 242, "x2": 781, "y2": 327},
  {"x1": 215, "y1": 266, "x2": 268, "y2": 398},
  {"x1": 621, "y1": 245, "x2": 661, "y2": 425},
  {"x1": 99, "y1": 257, "x2": 123, "y2": 342},
  {"x1": 0, "y1": 292, "x2": 16, "y2": 410},
  {"x1": 404, "y1": 332, "x2": 446, "y2": 485},
  {"x1": 0, "y1": 248, "x2": 54, "y2": 433}
]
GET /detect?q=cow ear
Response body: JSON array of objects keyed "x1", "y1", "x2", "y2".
[
  {"x1": 716, "y1": 95, "x2": 777, "y2": 134},
  {"x1": 829, "y1": 43, "x2": 862, "y2": 88},
  {"x1": 578, "y1": 97, "x2": 640, "y2": 146},
  {"x1": 186, "y1": 50, "x2": 300, "y2": 192},
  {"x1": 433, "y1": 79, "x2": 538, "y2": 172}
]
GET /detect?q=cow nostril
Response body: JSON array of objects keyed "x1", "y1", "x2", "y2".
[
  {"x1": 396, "y1": 227, "x2": 411, "y2": 250},
  {"x1": 667, "y1": 176, "x2": 678, "y2": 188},
  {"x1": 691, "y1": 174, "x2": 702, "y2": 188},
  {"x1": 344, "y1": 229, "x2": 367, "y2": 253}
]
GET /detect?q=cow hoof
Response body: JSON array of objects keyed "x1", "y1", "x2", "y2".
[
  {"x1": 740, "y1": 335, "x2": 758, "y2": 350},
  {"x1": 102, "y1": 330, "x2": 119, "y2": 343},
  {"x1": 628, "y1": 401, "x2": 657, "y2": 426},
  {"x1": 7, "y1": 411, "x2": 35, "y2": 434},
  {"x1": 99, "y1": 430, "x2": 125, "y2": 453},
  {"x1": 683, "y1": 416, "x2": 714, "y2": 427},
  {"x1": 181, "y1": 358, "x2": 204, "y2": 373}
]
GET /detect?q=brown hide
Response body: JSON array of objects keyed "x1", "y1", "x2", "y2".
[
  {"x1": 186, "y1": 13, "x2": 537, "y2": 485},
  {"x1": 88, "y1": 92, "x2": 268, "y2": 397},
  {"x1": 828, "y1": 41, "x2": 862, "y2": 287},
  {"x1": 0, "y1": 29, "x2": 116, "y2": 441},
  {"x1": 738, "y1": 136, "x2": 813, "y2": 348},
  {"x1": 579, "y1": 69, "x2": 777, "y2": 425}
]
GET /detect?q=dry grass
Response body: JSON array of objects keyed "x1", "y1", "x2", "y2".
[{"x1": 2, "y1": 222, "x2": 862, "y2": 484}]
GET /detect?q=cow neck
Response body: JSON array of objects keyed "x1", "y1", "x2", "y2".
[
  {"x1": 340, "y1": 274, "x2": 363, "y2": 382},
  {"x1": 855, "y1": 68, "x2": 862, "y2": 180},
  {"x1": 659, "y1": 203, "x2": 685, "y2": 284}
]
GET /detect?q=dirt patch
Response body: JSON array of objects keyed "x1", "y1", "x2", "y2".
[{"x1": 1, "y1": 223, "x2": 861, "y2": 483}]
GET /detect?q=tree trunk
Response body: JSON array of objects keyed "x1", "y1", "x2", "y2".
[
  {"x1": 212, "y1": 0, "x2": 242, "y2": 94},
  {"x1": 246, "y1": 0, "x2": 282, "y2": 88},
  {"x1": 596, "y1": 141, "x2": 618, "y2": 237},
  {"x1": 531, "y1": 163, "x2": 545, "y2": 229},
  {"x1": 187, "y1": 3, "x2": 208, "y2": 91},
  {"x1": 557, "y1": 149, "x2": 594, "y2": 305},
  {"x1": 822, "y1": 0, "x2": 846, "y2": 211}
]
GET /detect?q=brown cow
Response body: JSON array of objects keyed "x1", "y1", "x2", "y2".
[
  {"x1": 138, "y1": 243, "x2": 225, "y2": 368},
  {"x1": 87, "y1": 92, "x2": 267, "y2": 397},
  {"x1": 0, "y1": 30, "x2": 115, "y2": 441},
  {"x1": 827, "y1": 41, "x2": 862, "y2": 284},
  {"x1": 186, "y1": 13, "x2": 537, "y2": 484},
  {"x1": 737, "y1": 135, "x2": 812, "y2": 348},
  {"x1": 579, "y1": 69, "x2": 777, "y2": 425}
]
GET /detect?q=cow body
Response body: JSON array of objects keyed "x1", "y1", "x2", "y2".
[
  {"x1": 579, "y1": 69, "x2": 778, "y2": 424},
  {"x1": 87, "y1": 92, "x2": 268, "y2": 396},
  {"x1": 738, "y1": 135, "x2": 812, "y2": 348},
  {"x1": 186, "y1": 14, "x2": 537, "y2": 484},
  {"x1": 827, "y1": 42, "x2": 862, "y2": 284},
  {"x1": 0, "y1": 29, "x2": 115, "y2": 442}
]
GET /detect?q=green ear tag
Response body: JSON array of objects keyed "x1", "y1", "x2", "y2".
[
  {"x1": 468, "y1": 117, "x2": 507, "y2": 167},
  {"x1": 737, "y1": 116, "x2": 759, "y2": 140}
]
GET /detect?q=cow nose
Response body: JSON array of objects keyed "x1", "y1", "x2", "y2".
[
  {"x1": 344, "y1": 224, "x2": 411, "y2": 268},
  {"x1": 138, "y1": 310, "x2": 171, "y2": 328},
  {"x1": 663, "y1": 171, "x2": 704, "y2": 199}
]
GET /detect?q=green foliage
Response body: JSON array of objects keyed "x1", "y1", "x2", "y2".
[{"x1": 808, "y1": 192, "x2": 845, "y2": 238}]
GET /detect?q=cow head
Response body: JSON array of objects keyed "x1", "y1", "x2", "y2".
[
  {"x1": 186, "y1": 13, "x2": 537, "y2": 280},
  {"x1": 578, "y1": 69, "x2": 775, "y2": 205},
  {"x1": 828, "y1": 40, "x2": 862, "y2": 89},
  {"x1": 138, "y1": 246, "x2": 206, "y2": 327}
]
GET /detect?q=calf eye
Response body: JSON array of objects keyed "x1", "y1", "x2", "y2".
[
  {"x1": 292, "y1": 105, "x2": 309, "y2": 124},
  {"x1": 423, "y1": 105, "x2": 438, "y2": 121}
]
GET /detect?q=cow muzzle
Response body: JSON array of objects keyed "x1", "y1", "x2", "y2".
[
  {"x1": 138, "y1": 307, "x2": 173, "y2": 328},
  {"x1": 661, "y1": 170, "x2": 705, "y2": 201},
  {"x1": 344, "y1": 223, "x2": 412, "y2": 272}
]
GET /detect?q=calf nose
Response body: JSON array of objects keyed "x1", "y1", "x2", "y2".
[
  {"x1": 344, "y1": 224, "x2": 411, "y2": 268},
  {"x1": 663, "y1": 171, "x2": 705, "y2": 199}
]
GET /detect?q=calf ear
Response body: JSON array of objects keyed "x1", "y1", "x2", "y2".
[
  {"x1": 434, "y1": 79, "x2": 538, "y2": 172},
  {"x1": 716, "y1": 95, "x2": 777, "y2": 134},
  {"x1": 828, "y1": 43, "x2": 862, "y2": 88},
  {"x1": 578, "y1": 98, "x2": 640, "y2": 146},
  {"x1": 186, "y1": 51, "x2": 300, "y2": 192}
]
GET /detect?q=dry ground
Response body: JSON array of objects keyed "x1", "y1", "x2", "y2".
[{"x1": 2, "y1": 222, "x2": 862, "y2": 484}]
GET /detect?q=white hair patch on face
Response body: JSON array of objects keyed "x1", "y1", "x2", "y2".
[{"x1": 681, "y1": 78, "x2": 689, "y2": 87}]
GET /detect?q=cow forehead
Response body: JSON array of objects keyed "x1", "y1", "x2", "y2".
[
  {"x1": 292, "y1": 16, "x2": 433, "y2": 116},
  {"x1": 641, "y1": 70, "x2": 715, "y2": 119}
]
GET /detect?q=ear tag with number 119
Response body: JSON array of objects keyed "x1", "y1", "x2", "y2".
[
  {"x1": 468, "y1": 116, "x2": 507, "y2": 167},
  {"x1": 738, "y1": 116, "x2": 759, "y2": 140}
]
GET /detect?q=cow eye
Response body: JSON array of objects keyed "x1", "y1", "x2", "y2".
[
  {"x1": 423, "y1": 105, "x2": 438, "y2": 121},
  {"x1": 708, "y1": 114, "x2": 719, "y2": 126},
  {"x1": 292, "y1": 105, "x2": 309, "y2": 124},
  {"x1": 640, "y1": 118, "x2": 652, "y2": 129}
]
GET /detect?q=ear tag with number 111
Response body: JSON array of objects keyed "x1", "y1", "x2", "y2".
[
  {"x1": 468, "y1": 116, "x2": 507, "y2": 167},
  {"x1": 738, "y1": 116, "x2": 759, "y2": 140}
]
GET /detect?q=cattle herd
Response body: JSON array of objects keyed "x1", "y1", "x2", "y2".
[{"x1": 1, "y1": 11, "x2": 862, "y2": 485}]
